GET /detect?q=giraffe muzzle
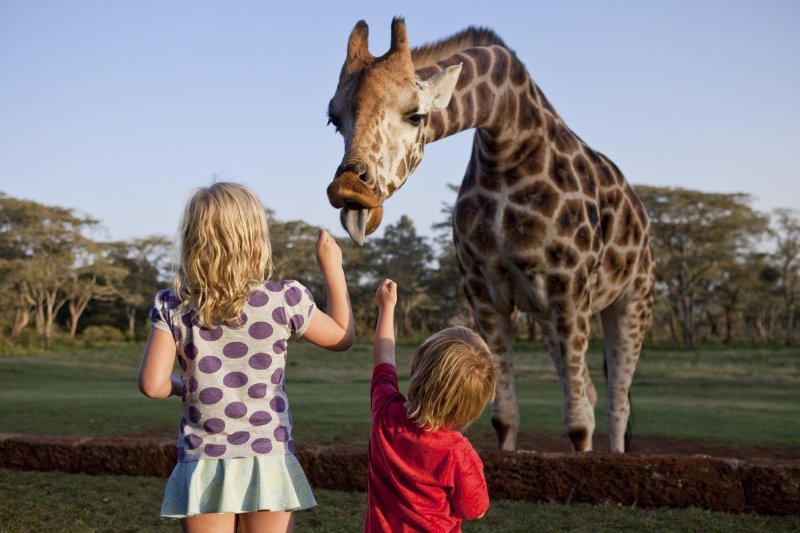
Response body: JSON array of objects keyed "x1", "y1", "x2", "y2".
[
  {"x1": 327, "y1": 170, "x2": 385, "y2": 245},
  {"x1": 327, "y1": 171, "x2": 383, "y2": 209}
]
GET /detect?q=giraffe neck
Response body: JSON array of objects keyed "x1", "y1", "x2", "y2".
[{"x1": 418, "y1": 44, "x2": 553, "y2": 168}]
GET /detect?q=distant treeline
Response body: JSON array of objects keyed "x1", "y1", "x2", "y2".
[{"x1": 1, "y1": 186, "x2": 798, "y2": 350}]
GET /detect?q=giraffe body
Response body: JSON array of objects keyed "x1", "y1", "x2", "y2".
[{"x1": 326, "y1": 19, "x2": 654, "y2": 452}]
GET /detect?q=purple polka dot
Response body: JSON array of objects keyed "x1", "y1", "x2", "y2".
[
  {"x1": 205, "y1": 444, "x2": 227, "y2": 457},
  {"x1": 308, "y1": 304, "x2": 315, "y2": 317},
  {"x1": 188, "y1": 406, "x2": 202, "y2": 423},
  {"x1": 271, "y1": 368, "x2": 283, "y2": 385},
  {"x1": 285, "y1": 286, "x2": 302, "y2": 306},
  {"x1": 249, "y1": 411, "x2": 272, "y2": 426},
  {"x1": 248, "y1": 383, "x2": 267, "y2": 399},
  {"x1": 237, "y1": 312, "x2": 248, "y2": 326},
  {"x1": 252, "y1": 438, "x2": 273, "y2": 454},
  {"x1": 304, "y1": 288, "x2": 314, "y2": 302},
  {"x1": 272, "y1": 339, "x2": 287, "y2": 354},
  {"x1": 149, "y1": 307, "x2": 162, "y2": 322},
  {"x1": 181, "y1": 310, "x2": 198, "y2": 327},
  {"x1": 270, "y1": 396, "x2": 286, "y2": 412},
  {"x1": 274, "y1": 426, "x2": 289, "y2": 442},
  {"x1": 248, "y1": 321, "x2": 273, "y2": 339},
  {"x1": 287, "y1": 440, "x2": 295, "y2": 454},
  {"x1": 223, "y1": 342, "x2": 248, "y2": 358},
  {"x1": 199, "y1": 325, "x2": 223, "y2": 341},
  {"x1": 225, "y1": 402, "x2": 247, "y2": 418},
  {"x1": 289, "y1": 314, "x2": 305, "y2": 332},
  {"x1": 223, "y1": 372, "x2": 248, "y2": 388},
  {"x1": 199, "y1": 387, "x2": 223, "y2": 405},
  {"x1": 160, "y1": 291, "x2": 179, "y2": 308},
  {"x1": 203, "y1": 418, "x2": 225, "y2": 434},
  {"x1": 248, "y1": 353, "x2": 272, "y2": 370},
  {"x1": 227, "y1": 431, "x2": 250, "y2": 445},
  {"x1": 184, "y1": 343, "x2": 198, "y2": 360},
  {"x1": 272, "y1": 308, "x2": 288, "y2": 325},
  {"x1": 178, "y1": 356, "x2": 187, "y2": 371},
  {"x1": 198, "y1": 356, "x2": 222, "y2": 373},
  {"x1": 181, "y1": 384, "x2": 187, "y2": 401},
  {"x1": 249, "y1": 291, "x2": 269, "y2": 307},
  {"x1": 185, "y1": 434, "x2": 203, "y2": 449},
  {"x1": 180, "y1": 417, "x2": 188, "y2": 431},
  {"x1": 171, "y1": 326, "x2": 182, "y2": 342},
  {"x1": 188, "y1": 376, "x2": 198, "y2": 392},
  {"x1": 265, "y1": 281, "x2": 285, "y2": 292}
]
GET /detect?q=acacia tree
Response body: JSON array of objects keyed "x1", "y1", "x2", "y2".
[
  {"x1": 366, "y1": 215, "x2": 434, "y2": 336},
  {"x1": 64, "y1": 241, "x2": 128, "y2": 339},
  {"x1": 0, "y1": 193, "x2": 97, "y2": 345},
  {"x1": 638, "y1": 186, "x2": 768, "y2": 348},
  {"x1": 108, "y1": 236, "x2": 172, "y2": 339},
  {"x1": 772, "y1": 208, "x2": 800, "y2": 346}
]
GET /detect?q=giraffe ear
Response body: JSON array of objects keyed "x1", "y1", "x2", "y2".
[
  {"x1": 344, "y1": 20, "x2": 373, "y2": 74},
  {"x1": 425, "y1": 63, "x2": 463, "y2": 110}
]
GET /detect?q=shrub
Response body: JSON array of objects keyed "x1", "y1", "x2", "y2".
[{"x1": 81, "y1": 325, "x2": 126, "y2": 347}]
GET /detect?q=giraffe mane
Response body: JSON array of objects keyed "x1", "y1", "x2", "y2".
[{"x1": 411, "y1": 26, "x2": 509, "y2": 69}]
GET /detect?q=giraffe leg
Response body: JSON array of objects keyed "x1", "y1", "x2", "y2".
[
  {"x1": 472, "y1": 305, "x2": 518, "y2": 451},
  {"x1": 600, "y1": 279, "x2": 652, "y2": 452},
  {"x1": 538, "y1": 309, "x2": 595, "y2": 452}
]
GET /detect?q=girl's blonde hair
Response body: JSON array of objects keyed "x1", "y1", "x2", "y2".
[
  {"x1": 406, "y1": 326, "x2": 497, "y2": 432},
  {"x1": 174, "y1": 182, "x2": 272, "y2": 327}
]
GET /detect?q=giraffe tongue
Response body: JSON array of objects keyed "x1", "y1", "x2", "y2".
[{"x1": 341, "y1": 207, "x2": 369, "y2": 246}]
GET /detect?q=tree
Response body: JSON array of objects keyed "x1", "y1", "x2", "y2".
[
  {"x1": 64, "y1": 241, "x2": 128, "y2": 339},
  {"x1": 108, "y1": 236, "x2": 172, "y2": 340},
  {"x1": 366, "y1": 215, "x2": 434, "y2": 336},
  {"x1": 0, "y1": 193, "x2": 97, "y2": 346},
  {"x1": 772, "y1": 208, "x2": 800, "y2": 346},
  {"x1": 638, "y1": 186, "x2": 768, "y2": 348}
]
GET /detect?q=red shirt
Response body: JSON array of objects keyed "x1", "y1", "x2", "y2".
[{"x1": 365, "y1": 363, "x2": 490, "y2": 532}]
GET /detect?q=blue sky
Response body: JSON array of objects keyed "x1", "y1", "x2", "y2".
[{"x1": 1, "y1": 0, "x2": 798, "y2": 244}]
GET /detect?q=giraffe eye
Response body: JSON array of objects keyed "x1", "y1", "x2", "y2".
[
  {"x1": 407, "y1": 113, "x2": 428, "y2": 127},
  {"x1": 327, "y1": 116, "x2": 342, "y2": 134}
]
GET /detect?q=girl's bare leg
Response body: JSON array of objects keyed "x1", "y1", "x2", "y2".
[
  {"x1": 240, "y1": 510, "x2": 294, "y2": 533},
  {"x1": 181, "y1": 512, "x2": 236, "y2": 533}
]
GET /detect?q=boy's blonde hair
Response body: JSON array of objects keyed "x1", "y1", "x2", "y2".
[
  {"x1": 174, "y1": 182, "x2": 272, "y2": 327},
  {"x1": 406, "y1": 326, "x2": 497, "y2": 432}
]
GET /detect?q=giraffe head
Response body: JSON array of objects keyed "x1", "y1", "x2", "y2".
[{"x1": 326, "y1": 18, "x2": 462, "y2": 245}]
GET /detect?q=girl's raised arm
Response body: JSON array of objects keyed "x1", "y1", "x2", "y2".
[{"x1": 301, "y1": 229, "x2": 355, "y2": 351}]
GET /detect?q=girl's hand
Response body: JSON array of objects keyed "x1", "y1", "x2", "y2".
[
  {"x1": 316, "y1": 229, "x2": 343, "y2": 272},
  {"x1": 376, "y1": 279, "x2": 397, "y2": 310}
]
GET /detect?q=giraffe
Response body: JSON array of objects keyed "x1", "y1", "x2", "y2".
[{"x1": 326, "y1": 18, "x2": 654, "y2": 453}]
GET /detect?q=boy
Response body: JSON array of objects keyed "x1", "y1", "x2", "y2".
[{"x1": 366, "y1": 279, "x2": 498, "y2": 532}]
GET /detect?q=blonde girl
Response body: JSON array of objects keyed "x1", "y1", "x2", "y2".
[{"x1": 138, "y1": 182, "x2": 354, "y2": 532}]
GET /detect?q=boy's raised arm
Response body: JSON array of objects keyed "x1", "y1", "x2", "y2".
[{"x1": 374, "y1": 279, "x2": 397, "y2": 367}]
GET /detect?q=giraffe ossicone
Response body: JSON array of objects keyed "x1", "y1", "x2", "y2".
[{"x1": 327, "y1": 17, "x2": 655, "y2": 453}]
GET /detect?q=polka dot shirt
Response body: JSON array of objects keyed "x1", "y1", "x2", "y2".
[{"x1": 150, "y1": 280, "x2": 316, "y2": 462}]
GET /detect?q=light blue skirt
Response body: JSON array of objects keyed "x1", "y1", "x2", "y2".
[{"x1": 160, "y1": 454, "x2": 317, "y2": 518}]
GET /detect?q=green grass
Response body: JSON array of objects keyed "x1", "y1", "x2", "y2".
[
  {"x1": 1, "y1": 341, "x2": 798, "y2": 449},
  {"x1": 1, "y1": 343, "x2": 798, "y2": 530},
  {"x1": 2, "y1": 468, "x2": 798, "y2": 532}
]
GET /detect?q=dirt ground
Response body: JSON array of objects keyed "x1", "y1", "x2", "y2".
[{"x1": 467, "y1": 429, "x2": 800, "y2": 461}]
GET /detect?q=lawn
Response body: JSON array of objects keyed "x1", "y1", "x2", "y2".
[
  {"x1": 0, "y1": 341, "x2": 798, "y2": 531},
  {"x1": 1, "y1": 341, "x2": 798, "y2": 450},
  {"x1": 2, "y1": 468, "x2": 798, "y2": 532}
]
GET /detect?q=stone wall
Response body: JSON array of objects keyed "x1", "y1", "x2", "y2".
[{"x1": 1, "y1": 434, "x2": 797, "y2": 515}]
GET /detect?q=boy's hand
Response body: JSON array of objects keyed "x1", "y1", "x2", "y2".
[
  {"x1": 316, "y1": 229, "x2": 343, "y2": 272},
  {"x1": 376, "y1": 279, "x2": 397, "y2": 309}
]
